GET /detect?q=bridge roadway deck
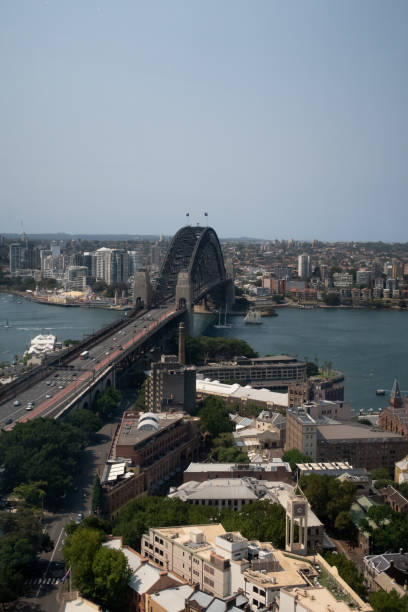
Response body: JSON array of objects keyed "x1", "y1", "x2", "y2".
[{"x1": 0, "y1": 306, "x2": 180, "y2": 429}]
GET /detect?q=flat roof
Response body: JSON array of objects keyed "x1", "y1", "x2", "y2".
[
  {"x1": 116, "y1": 412, "x2": 184, "y2": 448},
  {"x1": 317, "y1": 424, "x2": 406, "y2": 441}
]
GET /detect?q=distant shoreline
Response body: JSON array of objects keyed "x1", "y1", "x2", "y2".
[{"x1": 0, "y1": 290, "x2": 131, "y2": 311}]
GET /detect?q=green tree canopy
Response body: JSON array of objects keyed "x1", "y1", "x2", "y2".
[
  {"x1": 95, "y1": 387, "x2": 122, "y2": 419},
  {"x1": 11, "y1": 481, "x2": 47, "y2": 509},
  {"x1": 0, "y1": 508, "x2": 52, "y2": 605},
  {"x1": 92, "y1": 547, "x2": 132, "y2": 610},
  {"x1": 198, "y1": 396, "x2": 234, "y2": 437},
  {"x1": 324, "y1": 552, "x2": 366, "y2": 599},
  {"x1": 0, "y1": 418, "x2": 91, "y2": 507},
  {"x1": 113, "y1": 496, "x2": 218, "y2": 550},
  {"x1": 169, "y1": 334, "x2": 257, "y2": 365},
  {"x1": 211, "y1": 432, "x2": 249, "y2": 463},
  {"x1": 63, "y1": 527, "x2": 106, "y2": 597},
  {"x1": 221, "y1": 500, "x2": 286, "y2": 549},
  {"x1": 300, "y1": 474, "x2": 356, "y2": 531},
  {"x1": 370, "y1": 589, "x2": 408, "y2": 612}
]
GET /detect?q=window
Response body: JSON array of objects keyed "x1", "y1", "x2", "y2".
[
  {"x1": 204, "y1": 577, "x2": 214, "y2": 587},
  {"x1": 253, "y1": 586, "x2": 259, "y2": 594},
  {"x1": 259, "y1": 590, "x2": 265, "y2": 597}
]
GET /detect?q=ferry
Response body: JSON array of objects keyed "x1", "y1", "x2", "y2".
[
  {"x1": 244, "y1": 310, "x2": 262, "y2": 324},
  {"x1": 376, "y1": 389, "x2": 386, "y2": 396}
]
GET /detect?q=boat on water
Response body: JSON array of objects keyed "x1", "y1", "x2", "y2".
[
  {"x1": 4, "y1": 320, "x2": 10, "y2": 328},
  {"x1": 214, "y1": 305, "x2": 232, "y2": 329},
  {"x1": 376, "y1": 389, "x2": 386, "y2": 396},
  {"x1": 244, "y1": 310, "x2": 262, "y2": 324}
]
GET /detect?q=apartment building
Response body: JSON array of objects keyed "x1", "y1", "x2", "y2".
[
  {"x1": 196, "y1": 356, "x2": 306, "y2": 389},
  {"x1": 146, "y1": 355, "x2": 196, "y2": 413},
  {"x1": 101, "y1": 411, "x2": 200, "y2": 517},
  {"x1": 141, "y1": 525, "x2": 363, "y2": 610}
]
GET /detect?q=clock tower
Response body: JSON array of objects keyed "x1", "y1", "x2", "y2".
[{"x1": 286, "y1": 496, "x2": 308, "y2": 555}]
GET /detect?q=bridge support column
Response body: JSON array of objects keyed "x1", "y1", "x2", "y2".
[
  {"x1": 175, "y1": 271, "x2": 193, "y2": 333},
  {"x1": 225, "y1": 258, "x2": 235, "y2": 307},
  {"x1": 134, "y1": 269, "x2": 152, "y2": 308}
]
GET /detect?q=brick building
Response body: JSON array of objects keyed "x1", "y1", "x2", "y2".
[
  {"x1": 101, "y1": 411, "x2": 201, "y2": 517},
  {"x1": 288, "y1": 371, "x2": 344, "y2": 407},
  {"x1": 183, "y1": 460, "x2": 292, "y2": 485},
  {"x1": 196, "y1": 355, "x2": 306, "y2": 389},
  {"x1": 285, "y1": 407, "x2": 408, "y2": 471},
  {"x1": 379, "y1": 379, "x2": 408, "y2": 437}
]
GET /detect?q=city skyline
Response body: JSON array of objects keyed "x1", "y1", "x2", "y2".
[{"x1": 1, "y1": 1, "x2": 408, "y2": 241}]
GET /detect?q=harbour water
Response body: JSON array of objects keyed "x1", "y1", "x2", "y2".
[
  {"x1": 0, "y1": 293, "x2": 123, "y2": 362},
  {"x1": 1, "y1": 293, "x2": 407, "y2": 413},
  {"x1": 196, "y1": 307, "x2": 408, "y2": 413}
]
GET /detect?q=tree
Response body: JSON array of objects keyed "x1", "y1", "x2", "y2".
[
  {"x1": 133, "y1": 379, "x2": 147, "y2": 410},
  {"x1": 282, "y1": 449, "x2": 311, "y2": 472},
  {"x1": 198, "y1": 397, "x2": 234, "y2": 437},
  {"x1": 324, "y1": 552, "x2": 366, "y2": 599},
  {"x1": 169, "y1": 334, "x2": 257, "y2": 365},
  {"x1": 325, "y1": 293, "x2": 340, "y2": 306},
  {"x1": 370, "y1": 589, "x2": 408, "y2": 612},
  {"x1": 92, "y1": 547, "x2": 132, "y2": 610},
  {"x1": 67, "y1": 409, "x2": 102, "y2": 438},
  {"x1": 11, "y1": 481, "x2": 47, "y2": 509},
  {"x1": 221, "y1": 500, "x2": 286, "y2": 549},
  {"x1": 63, "y1": 527, "x2": 106, "y2": 597},
  {"x1": 95, "y1": 387, "x2": 122, "y2": 419},
  {"x1": 113, "y1": 496, "x2": 217, "y2": 550},
  {"x1": 0, "y1": 569, "x2": 24, "y2": 607},
  {"x1": 334, "y1": 511, "x2": 354, "y2": 538},
  {"x1": 0, "y1": 508, "x2": 52, "y2": 605},
  {"x1": 371, "y1": 467, "x2": 391, "y2": 481},
  {"x1": 366, "y1": 504, "x2": 394, "y2": 527},
  {"x1": 300, "y1": 474, "x2": 356, "y2": 530},
  {"x1": 0, "y1": 418, "x2": 91, "y2": 508},
  {"x1": 211, "y1": 432, "x2": 249, "y2": 463},
  {"x1": 91, "y1": 475, "x2": 104, "y2": 514},
  {"x1": 306, "y1": 362, "x2": 319, "y2": 377}
]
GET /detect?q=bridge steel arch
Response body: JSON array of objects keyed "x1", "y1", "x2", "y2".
[{"x1": 154, "y1": 226, "x2": 227, "y2": 306}]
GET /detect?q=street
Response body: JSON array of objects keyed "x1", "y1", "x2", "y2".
[{"x1": 8, "y1": 404, "x2": 127, "y2": 612}]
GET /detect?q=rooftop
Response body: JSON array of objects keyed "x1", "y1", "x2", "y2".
[
  {"x1": 317, "y1": 423, "x2": 407, "y2": 441},
  {"x1": 150, "y1": 586, "x2": 194, "y2": 612},
  {"x1": 184, "y1": 459, "x2": 291, "y2": 473},
  {"x1": 116, "y1": 411, "x2": 185, "y2": 449}
]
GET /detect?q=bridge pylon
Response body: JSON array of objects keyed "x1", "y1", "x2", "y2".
[
  {"x1": 134, "y1": 269, "x2": 152, "y2": 309},
  {"x1": 175, "y1": 271, "x2": 194, "y2": 332}
]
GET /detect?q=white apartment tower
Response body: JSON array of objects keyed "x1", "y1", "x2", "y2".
[{"x1": 297, "y1": 254, "x2": 312, "y2": 279}]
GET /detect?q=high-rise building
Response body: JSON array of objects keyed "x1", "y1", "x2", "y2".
[
  {"x1": 297, "y1": 253, "x2": 312, "y2": 279},
  {"x1": 65, "y1": 266, "x2": 88, "y2": 291},
  {"x1": 95, "y1": 247, "x2": 129, "y2": 285},
  {"x1": 146, "y1": 354, "x2": 196, "y2": 413},
  {"x1": 9, "y1": 243, "x2": 23, "y2": 273}
]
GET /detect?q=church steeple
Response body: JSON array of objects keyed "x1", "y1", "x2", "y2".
[{"x1": 390, "y1": 378, "x2": 402, "y2": 409}]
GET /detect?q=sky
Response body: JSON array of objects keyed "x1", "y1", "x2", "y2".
[{"x1": 1, "y1": 1, "x2": 407, "y2": 241}]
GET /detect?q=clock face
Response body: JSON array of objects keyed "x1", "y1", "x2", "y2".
[{"x1": 294, "y1": 504, "x2": 306, "y2": 517}]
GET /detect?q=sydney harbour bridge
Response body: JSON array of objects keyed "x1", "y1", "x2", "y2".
[{"x1": 0, "y1": 226, "x2": 234, "y2": 425}]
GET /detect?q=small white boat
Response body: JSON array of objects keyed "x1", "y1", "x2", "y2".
[
  {"x1": 4, "y1": 320, "x2": 10, "y2": 328},
  {"x1": 244, "y1": 310, "x2": 262, "y2": 324}
]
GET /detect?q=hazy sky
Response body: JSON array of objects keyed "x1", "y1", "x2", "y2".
[{"x1": 1, "y1": 1, "x2": 407, "y2": 240}]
